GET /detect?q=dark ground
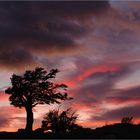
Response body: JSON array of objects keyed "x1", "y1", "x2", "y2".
[{"x1": 0, "y1": 123, "x2": 140, "y2": 139}]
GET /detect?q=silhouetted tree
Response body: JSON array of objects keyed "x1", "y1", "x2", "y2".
[
  {"x1": 41, "y1": 108, "x2": 78, "y2": 133},
  {"x1": 5, "y1": 67, "x2": 71, "y2": 133},
  {"x1": 121, "y1": 117, "x2": 133, "y2": 124}
]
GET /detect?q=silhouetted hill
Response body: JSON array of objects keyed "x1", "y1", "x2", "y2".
[
  {"x1": 94, "y1": 123, "x2": 140, "y2": 139},
  {"x1": 0, "y1": 123, "x2": 140, "y2": 139}
]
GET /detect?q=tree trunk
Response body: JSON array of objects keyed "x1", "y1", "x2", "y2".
[{"x1": 25, "y1": 107, "x2": 33, "y2": 133}]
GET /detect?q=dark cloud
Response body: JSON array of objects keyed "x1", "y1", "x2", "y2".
[
  {"x1": 93, "y1": 105, "x2": 140, "y2": 121},
  {"x1": 117, "y1": 86, "x2": 140, "y2": 97},
  {"x1": 106, "y1": 96, "x2": 140, "y2": 104},
  {"x1": 92, "y1": 26, "x2": 140, "y2": 61},
  {"x1": 30, "y1": 1, "x2": 110, "y2": 18},
  {"x1": 0, "y1": 1, "x2": 110, "y2": 69},
  {"x1": 0, "y1": 49, "x2": 36, "y2": 70},
  {"x1": 131, "y1": 10, "x2": 140, "y2": 22}
]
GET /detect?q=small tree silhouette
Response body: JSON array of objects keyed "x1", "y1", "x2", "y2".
[
  {"x1": 121, "y1": 117, "x2": 133, "y2": 124},
  {"x1": 5, "y1": 67, "x2": 71, "y2": 133},
  {"x1": 41, "y1": 108, "x2": 78, "y2": 133}
]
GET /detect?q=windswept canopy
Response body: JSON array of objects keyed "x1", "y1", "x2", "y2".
[{"x1": 5, "y1": 67, "x2": 71, "y2": 108}]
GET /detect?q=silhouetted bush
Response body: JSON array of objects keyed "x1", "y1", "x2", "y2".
[
  {"x1": 41, "y1": 108, "x2": 79, "y2": 133},
  {"x1": 17, "y1": 129, "x2": 25, "y2": 133},
  {"x1": 121, "y1": 117, "x2": 133, "y2": 124}
]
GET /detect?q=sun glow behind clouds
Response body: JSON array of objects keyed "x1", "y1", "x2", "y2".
[{"x1": 78, "y1": 111, "x2": 92, "y2": 122}]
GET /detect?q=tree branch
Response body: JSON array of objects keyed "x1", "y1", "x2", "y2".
[{"x1": 32, "y1": 103, "x2": 38, "y2": 107}]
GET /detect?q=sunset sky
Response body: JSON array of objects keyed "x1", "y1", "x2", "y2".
[{"x1": 0, "y1": 1, "x2": 140, "y2": 131}]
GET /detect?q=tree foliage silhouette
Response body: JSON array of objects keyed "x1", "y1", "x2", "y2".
[
  {"x1": 5, "y1": 67, "x2": 71, "y2": 132},
  {"x1": 41, "y1": 108, "x2": 78, "y2": 133}
]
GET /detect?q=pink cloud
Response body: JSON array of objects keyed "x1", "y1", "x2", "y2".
[{"x1": 0, "y1": 91, "x2": 9, "y2": 101}]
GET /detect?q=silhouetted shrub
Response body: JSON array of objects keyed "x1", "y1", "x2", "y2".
[
  {"x1": 41, "y1": 108, "x2": 78, "y2": 133},
  {"x1": 121, "y1": 117, "x2": 133, "y2": 124},
  {"x1": 17, "y1": 129, "x2": 25, "y2": 133}
]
